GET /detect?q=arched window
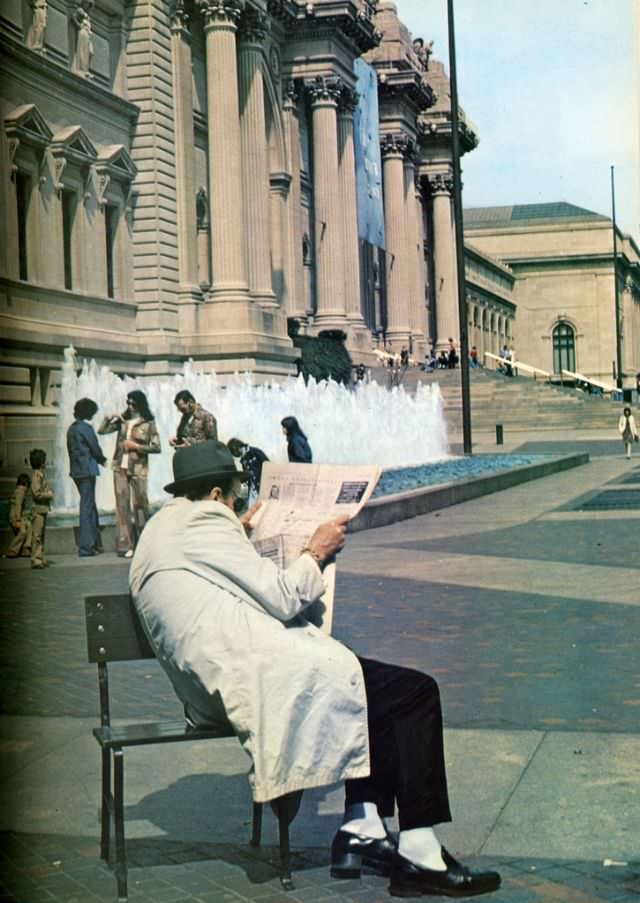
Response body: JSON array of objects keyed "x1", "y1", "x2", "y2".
[{"x1": 552, "y1": 321, "x2": 576, "y2": 373}]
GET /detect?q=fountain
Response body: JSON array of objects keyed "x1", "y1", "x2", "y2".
[{"x1": 54, "y1": 347, "x2": 451, "y2": 513}]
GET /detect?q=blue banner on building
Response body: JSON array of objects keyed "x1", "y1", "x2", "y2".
[{"x1": 353, "y1": 58, "x2": 385, "y2": 249}]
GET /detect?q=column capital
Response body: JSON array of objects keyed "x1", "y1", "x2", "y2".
[
  {"x1": 380, "y1": 132, "x2": 412, "y2": 159},
  {"x1": 284, "y1": 78, "x2": 302, "y2": 109},
  {"x1": 425, "y1": 172, "x2": 454, "y2": 196},
  {"x1": 197, "y1": 0, "x2": 243, "y2": 29},
  {"x1": 305, "y1": 76, "x2": 343, "y2": 107},
  {"x1": 337, "y1": 85, "x2": 359, "y2": 116},
  {"x1": 170, "y1": 0, "x2": 190, "y2": 35},
  {"x1": 237, "y1": 8, "x2": 269, "y2": 44}
]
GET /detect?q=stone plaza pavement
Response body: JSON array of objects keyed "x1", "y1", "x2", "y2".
[{"x1": 0, "y1": 434, "x2": 639, "y2": 903}]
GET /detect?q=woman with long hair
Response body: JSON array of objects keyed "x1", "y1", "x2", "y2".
[
  {"x1": 281, "y1": 416, "x2": 313, "y2": 463},
  {"x1": 99, "y1": 389, "x2": 161, "y2": 557}
]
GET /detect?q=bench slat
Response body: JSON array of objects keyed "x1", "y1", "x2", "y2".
[
  {"x1": 85, "y1": 594, "x2": 155, "y2": 662},
  {"x1": 93, "y1": 720, "x2": 236, "y2": 748}
]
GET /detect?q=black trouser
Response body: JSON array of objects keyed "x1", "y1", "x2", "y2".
[{"x1": 345, "y1": 658, "x2": 452, "y2": 832}]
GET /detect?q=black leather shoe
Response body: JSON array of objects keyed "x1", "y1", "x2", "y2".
[
  {"x1": 389, "y1": 848, "x2": 501, "y2": 897},
  {"x1": 330, "y1": 828, "x2": 397, "y2": 879}
]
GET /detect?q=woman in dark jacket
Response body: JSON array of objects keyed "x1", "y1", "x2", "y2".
[{"x1": 281, "y1": 416, "x2": 313, "y2": 463}]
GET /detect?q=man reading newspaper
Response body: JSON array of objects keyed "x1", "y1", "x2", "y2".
[{"x1": 130, "y1": 441, "x2": 500, "y2": 898}]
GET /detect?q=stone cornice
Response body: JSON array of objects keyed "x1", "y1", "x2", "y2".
[
  {"x1": 0, "y1": 36, "x2": 139, "y2": 124},
  {"x1": 376, "y1": 69, "x2": 436, "y2": 113},
  {"x1": 419, "y1": 116, "x2": 478, "y2": 154}
]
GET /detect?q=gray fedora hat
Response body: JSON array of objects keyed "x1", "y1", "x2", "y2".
[{"x1": 164, "y1": 440, "x2": 248, "y2": 495}]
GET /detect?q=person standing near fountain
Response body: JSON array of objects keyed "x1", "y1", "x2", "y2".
[
  {"x1": 66, "y1": 397, "x2": 107, "y2": 557},
  {"x1": 98, "y1": 390, "x2": 160, "y2": 558},
  {"x1": 170, "y1": 390, "x2": 217, "y2": 448},
  {"x1": 226, "y1": 437, "x2": 268, "y2": 498},
  {"x1": 281, "y1": 416, "x2": 312, "y2": 463}
]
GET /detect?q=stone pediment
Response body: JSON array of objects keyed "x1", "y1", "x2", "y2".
[
  {"x1": 4, "y1": 104, "x2": 53, "y2": 149},
  {"x1": 96, "y1": 145, "x2": 137, "y2": 181},
  {"x1": 51, "y1": 126, "x2": 97, "y2": 165}
]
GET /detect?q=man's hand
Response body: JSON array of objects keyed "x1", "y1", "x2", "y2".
[
  {"x1": 240, "y1": 500, "x2": 262, "y2": 533},
  {"x1": 307, "y1": 514, "x2": 350, "y2": 565},
  {"x1": 122, "y1": 439, "x2": 140, "y2": 451}
]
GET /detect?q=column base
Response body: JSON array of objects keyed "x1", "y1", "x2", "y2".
[
  {"x1": 310, "y1": 312, "x2": 349, "y2": 334},
  {"x1": 250, "y1": 290, "x2": 279, "y2": 310},
  {"x1": 386, "y1": 329, "x2": 412, "y2": 348},
  {"x1": 207, "y1": 284, "x2": 251, "y2": 304}
]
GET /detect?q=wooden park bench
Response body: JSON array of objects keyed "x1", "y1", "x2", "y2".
[{"x1": 85, "y1": 593, "x2": 298, "y2": 901}]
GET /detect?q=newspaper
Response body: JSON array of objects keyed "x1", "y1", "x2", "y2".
[{"x1": 248, "y1": 463, "x2": 381, "y2": 634}]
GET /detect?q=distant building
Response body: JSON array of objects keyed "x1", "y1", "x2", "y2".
[{"x1": 465, "y1": 203, "x2": 640, "y2": 385}]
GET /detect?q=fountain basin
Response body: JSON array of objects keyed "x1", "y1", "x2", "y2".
[{"x1": 0, "y1": 452, "x2": 588, "y2": 552}]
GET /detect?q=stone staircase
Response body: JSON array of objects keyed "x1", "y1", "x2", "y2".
[{"x1": 369, "y1": 365, "x2": 624, "y2": 432}]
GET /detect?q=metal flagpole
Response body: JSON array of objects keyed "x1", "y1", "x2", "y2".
[
  {"x1": 446, "y1": 0, "x2": 472, "y2": 454},
  {"x1": 610, "y1": 165, "x2": 623, "y2": 390}
]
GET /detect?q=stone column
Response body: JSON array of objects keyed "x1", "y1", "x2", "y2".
[
  {"x1": 307, "y1": 77, "x2": 347, "y2": 330},
  {"x1": 381, "y1": 133, "x2": 411, "y2": 347},
  {"x1": 404, "y1": 153, "x2": 424, "y2": 354},
  {"x1": 238, "y1": 10, "x2": 277, "y2": 308},
  {"x1": 429, "y1": 173, "x2": 458, "y2": 353},
  {"x1": 200, "y1": 0, "x2": 249, "y2": 302},
  {"x1": 270, "y1": 172, "x2": 291, "y2": 307},
  {"x1": 282, "y1": 80, "x2": 306, "y2": 323},
  {"x1": 337, "y1": 87, "x2": 365, "y2": 331},
  {"x1": 171, "y1": 0, "x2": 200, "y2": 298}
]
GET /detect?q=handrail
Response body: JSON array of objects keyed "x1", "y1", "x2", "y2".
[
  {"x1": 484, "y1": 351, "x2": 550, "y2": 380},
  {"x1": 561, "y1": 369, "x2": 616, "y2": 394}
]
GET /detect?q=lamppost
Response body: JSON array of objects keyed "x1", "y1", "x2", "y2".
[
  {"x1": 446, "y1": 0, "x2": 472, "y2": 454},
  {"x1": 610, "y1": 165, "x2": 623, "y2": 390}
]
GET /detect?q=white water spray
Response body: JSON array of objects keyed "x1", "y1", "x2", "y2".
[{"x1": 54, "y1": 347, "x2": 450, "y2": 512}]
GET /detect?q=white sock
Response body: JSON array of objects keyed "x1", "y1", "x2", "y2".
[
  {"x1": 341, "y1": 802, "x2": 386, "y2": 839},
  {"x1": 398, "y1": 827, "x2": 446, "y2": 871}
]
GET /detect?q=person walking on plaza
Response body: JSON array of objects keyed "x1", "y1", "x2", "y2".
[
  {"x1": 447, "y1": 338, "x2": 458, "y2": 369},
  {"x1": 618, "y1": 406, "x2": 638, "y2": 459},
  {"x1": 281, "y1": 415, "x2": 312, "y2": 463},
  {"x1": 67, "y1": 397, "x2": 107, "y2": 557},
  {"x1": 129, "y1": 442, "x2": 501, "y2": 899},
  {"x1": 98, "y1": 390, "x2": 161, "y2": 558},
  {"x1": 170, "y1": 390, "x2": 217, "y2": 447},
  {"x1": 4, "y1": 474, "x2": 32, "y2": 558},
  {"x1": 29, "y1": 448, "x2": 54, "y2": 569},
  {"x1": 226, "y1": 437, "x2": 269, "y2": 498}
]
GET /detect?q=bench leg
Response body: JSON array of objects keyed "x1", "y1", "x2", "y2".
[
  {"x1": 277, "y1": 805, "x2": 293, "y2": 892},
  {"x1": 250, "y1": 802, "x2": 262, "y2": 847},
  {"x1": 113, "y1": 749, "x2": 128, "y2": 901},
  {"x1": 100, "y1": 747, "x2": 111, "y2": 862}
]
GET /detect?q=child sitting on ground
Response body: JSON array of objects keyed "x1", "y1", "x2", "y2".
[
  {"x1": 5, "y1": 473, "x2": 32, "y2": 558},
  {"x1": 29, "y1": 449, "x2": 54, "y2": 569}
]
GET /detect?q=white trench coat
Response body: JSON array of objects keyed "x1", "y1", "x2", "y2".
[{"x1": 129, "y1": 497, "x2": 370, "y2": 802}]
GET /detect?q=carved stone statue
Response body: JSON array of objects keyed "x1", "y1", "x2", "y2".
[
  {"x1": 74, "y1": 6, "x2": 94, "y2": 77},
  {"x1": 28, "y1": 0, "x2": 48, "y2": 51},
  {"x1": 413, "y1": 37, "x2": 433, "y2": 71}
]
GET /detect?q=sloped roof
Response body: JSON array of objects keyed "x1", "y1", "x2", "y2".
[{"x1": 464, "y1": 202, "x2": 610, "y2": 229}]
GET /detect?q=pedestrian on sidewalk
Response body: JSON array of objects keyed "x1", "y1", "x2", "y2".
[
  {"x1": 170, "y1": 390, "x2": 218, "y2": 448},
  {"x1": 618, "y1": 406, "x2": 638, "y2": 459},
  {"x1": 29, "y1": 448, "x2": 54, "y2": 569},
  {"x1": 226, "y1": 437, "x2": 269, "y2": 500},
  {"x1": 67, "y1": 397, "x2": 107, "y2": 557},
  {"x1": 4, "y1": 473, "x2": 32, "y2": 558},
  {"x1": 130, "y1": 441, "x2": 501, "y2": 899}
]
